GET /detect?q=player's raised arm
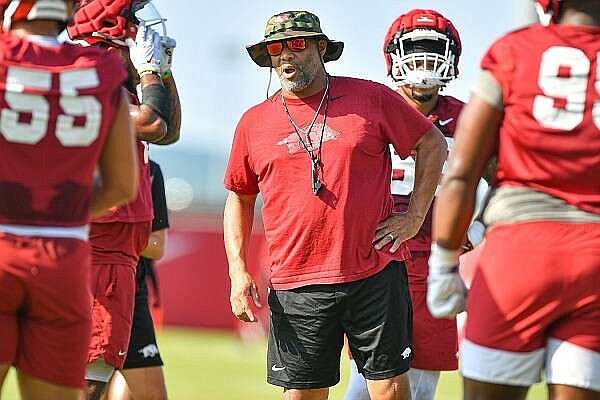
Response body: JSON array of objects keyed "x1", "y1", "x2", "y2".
[
  {"x1": 127, "y1": 22, "x2": 181, "y2": 145},
  {"x1": 157, "y1": 35, "x2": 181, "y2": 145}
]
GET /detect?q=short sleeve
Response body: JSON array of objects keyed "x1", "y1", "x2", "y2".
[
  {"x1": 149, "y1": 161, "x2": 169, "y2": 231},
  {"x1": 379, "y1": 86, "x2": 434, "y2": 158},
  {"x1": 223, "y1": 113, "x2": 260, "y2": 195},
  {"x1": 480, "y1": 36, "x2": 516, "y2": 103}
]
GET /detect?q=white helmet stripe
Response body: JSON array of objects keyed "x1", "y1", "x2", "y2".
[
  {"x1": 28, "y1": 0, "x2": 67, "y2": 22},
  {"x1": 3, "y1": 1, "x2": 20, "y2": 31},
  {"x1": 3, "y1": 0, "x2": 67, "y2": 32}
]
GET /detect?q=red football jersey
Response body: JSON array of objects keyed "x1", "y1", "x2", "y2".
[
  {"x1": 391, "y1": 95, "x2": 464, "y2": 251},
  {"x1": 93, "y1": 91, "x2": 153, "y2": 223},
  {"x1": 225, "y1": 77, "x2": 432, "y2": 289},
  {"x1": 0, "y1": 33, "x2": 126, "y2": 227},
  {"x1": 482, "y1": 24, "x2": 600, "y2": 215}
]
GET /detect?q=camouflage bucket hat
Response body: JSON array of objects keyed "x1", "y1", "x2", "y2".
[{"x1": 246, "y1": 11, "x2": 344, "y2": 67}]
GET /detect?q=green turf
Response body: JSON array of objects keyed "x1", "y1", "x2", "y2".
[{"x1": 0, "y1": 328, "x2": 548, "y2": 399}]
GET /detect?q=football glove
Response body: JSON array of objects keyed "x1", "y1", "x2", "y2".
[
  {"x1": 127, "y1": 21, "x2": 162, "y2": 77},
  {"x1": 427, "y1": 243, "x2": 467, "y2": 318}
]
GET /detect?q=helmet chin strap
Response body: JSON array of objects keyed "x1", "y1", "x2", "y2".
[
  {"x1": 395, "y1": 69, "x2": 444, "y2": 90},
  {"x1": 400, "y1": 81, "x2": 438, "y2": 90}
]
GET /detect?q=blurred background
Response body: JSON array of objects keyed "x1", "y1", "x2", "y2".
[{"x1": 1, "y1": 1, "x2": 547, "y2": 399}]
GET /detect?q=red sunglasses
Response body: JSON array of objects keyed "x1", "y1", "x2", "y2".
[{"x1": 266, "y1": 38, "x2": 308, "y2": 56}]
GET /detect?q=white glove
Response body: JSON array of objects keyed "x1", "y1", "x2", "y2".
[
  {"x1": 427, "y1": 243, "x2": 467, "y2": 318},
  {"x1": 127, "y1": 21, "x2": 162, "y2": 77},
  {"x1": 159, "y1": 36, "x2": 176, "y2": 77}
]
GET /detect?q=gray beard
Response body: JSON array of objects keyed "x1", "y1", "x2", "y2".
[
  {"x1": 280, "y1": 72, "x2": 312, "y2": 93},
  {"x1": 278, "y1": 59, "x2": 320, "y2": 93}
]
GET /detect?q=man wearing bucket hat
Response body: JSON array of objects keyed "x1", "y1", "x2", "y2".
[
  {"x1": 246, "y1": 11, "x2": 344, "y2": 68},
  {"x1": 224, "y1": 10, "x2": 447, "y2": 400}
]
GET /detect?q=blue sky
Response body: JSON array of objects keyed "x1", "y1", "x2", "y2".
[{"x1": 152, "y1": 1, "x2": 536, "y2": 155}]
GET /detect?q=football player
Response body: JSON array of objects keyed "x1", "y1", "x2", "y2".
[
  {"x1": 0, "y1": 0, "x2": 138, "y2": 399},
  {"x1": 67, "y1": 1, "x2": 181, "y2": 399},
  {"x1": 345, "y1": 10, "x2": 489, "y2": 400},
  {"x1": 427, "y1": 0, "x2": 600, "y2": 399}
]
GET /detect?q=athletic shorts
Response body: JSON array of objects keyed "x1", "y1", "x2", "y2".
[
  {"x1": 123, "y1": 269, "x2": 163, "y2": 369},
  {"x1": 267, "y1": 261, "x2": 412, "y2": 389},
  {"x1": 462, "y1": 221, "x2": 600, "y2": 390},
  {"x1": 0, "y1": 233, "x2": 92, "y2": 388},
  {"x1": 407, "y1": 252, "x2": 458, "y2": 371},
  {"x1": 88, "y1": 263, "x2": 136, "y2": 370}
]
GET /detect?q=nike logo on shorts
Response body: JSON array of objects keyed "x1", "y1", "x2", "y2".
[
  {"x1": 439, "y1": 118, "x2": 454, "y2": 126},
  {"x1": 271, "y1": 365, "x2": 286, "y2": 372}
]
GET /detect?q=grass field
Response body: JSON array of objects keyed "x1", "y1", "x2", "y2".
[{"x1": 0, "y1": 328, "x2": 548, "y2": 399}]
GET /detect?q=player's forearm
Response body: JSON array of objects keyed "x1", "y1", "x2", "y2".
[
  {"x1": 432, "y1": 177, "x2": 477, "y2": 250},
  {"x1": 153, "y1": 76, "x2": 181, "y2": 145},
  {"x1": 433, "y1": 96, "x2": 501, "y2": 249},
  {"x1": 408, "y1": 127, "x2": 447, "y2": 223},
  {"x1": 130, "y1": 103, "x2": 166, "y2": 141},
  {"x1": 224, "y1": 192, "x2": 256, "y2": 277},
  {"x1": 132, "y1": 74, "x2": 171, "y2": 143}
]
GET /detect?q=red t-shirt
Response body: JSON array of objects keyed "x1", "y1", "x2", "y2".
[
  {"x1": 482, "y1": 24, "x2": 600, "y2": 215},
  {"x1": 391, "y1": 95, "x2": 464, "y2": 251},
  {"x1": 224, "y1": 76, "x2": 433, "y2": 289},
  {"x1": 93, "y1": 92, "x2": 153, "y2": 224},
  {"x1": 0, "y1": 33, "x2": 126, "y2": 227}
]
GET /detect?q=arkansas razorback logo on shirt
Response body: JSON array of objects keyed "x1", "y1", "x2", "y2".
[{"x1": 276, "y1": 123, "x2": 340, "y2": 155}]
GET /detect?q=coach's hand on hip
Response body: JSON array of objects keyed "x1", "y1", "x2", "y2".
[
  {"x1": 373, "y1": 211, "x2": 423, "y2": 253},
  {"x1": 230, "y1": 271, "x2": 262, "y2": 322}
]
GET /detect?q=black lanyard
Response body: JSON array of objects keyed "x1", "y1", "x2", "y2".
[{"x1": 281, "y1": 77, "x2": 330, "y2": 195}]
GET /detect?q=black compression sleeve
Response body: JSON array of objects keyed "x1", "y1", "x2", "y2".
[{"x1": 141, "y1": 83, "x2": 171, "y2": 122}]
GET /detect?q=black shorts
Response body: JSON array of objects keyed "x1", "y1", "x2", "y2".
[
  {"x1": 122, "y1": 262, "x2": 163, "y2": 370},
  {"x1": 267, "y1": 261, "x2": 412, "y2": 389}
]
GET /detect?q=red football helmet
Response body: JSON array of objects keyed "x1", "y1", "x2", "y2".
[
  {"x1": 0, "y1": 0, "x2": 70, "y2": 31},
  {"x1": 66, "y1": 0, "x2": 144, "y2": 46},
  {"x1": 534, "y1": 0, "x2": 562, "y2": 25},
  {"x1": 383, "y1": 9, "x2": 461, "y2": 88},
  {"x1": 67, "y1": 0, "x2": 166, "y2": 46}
]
